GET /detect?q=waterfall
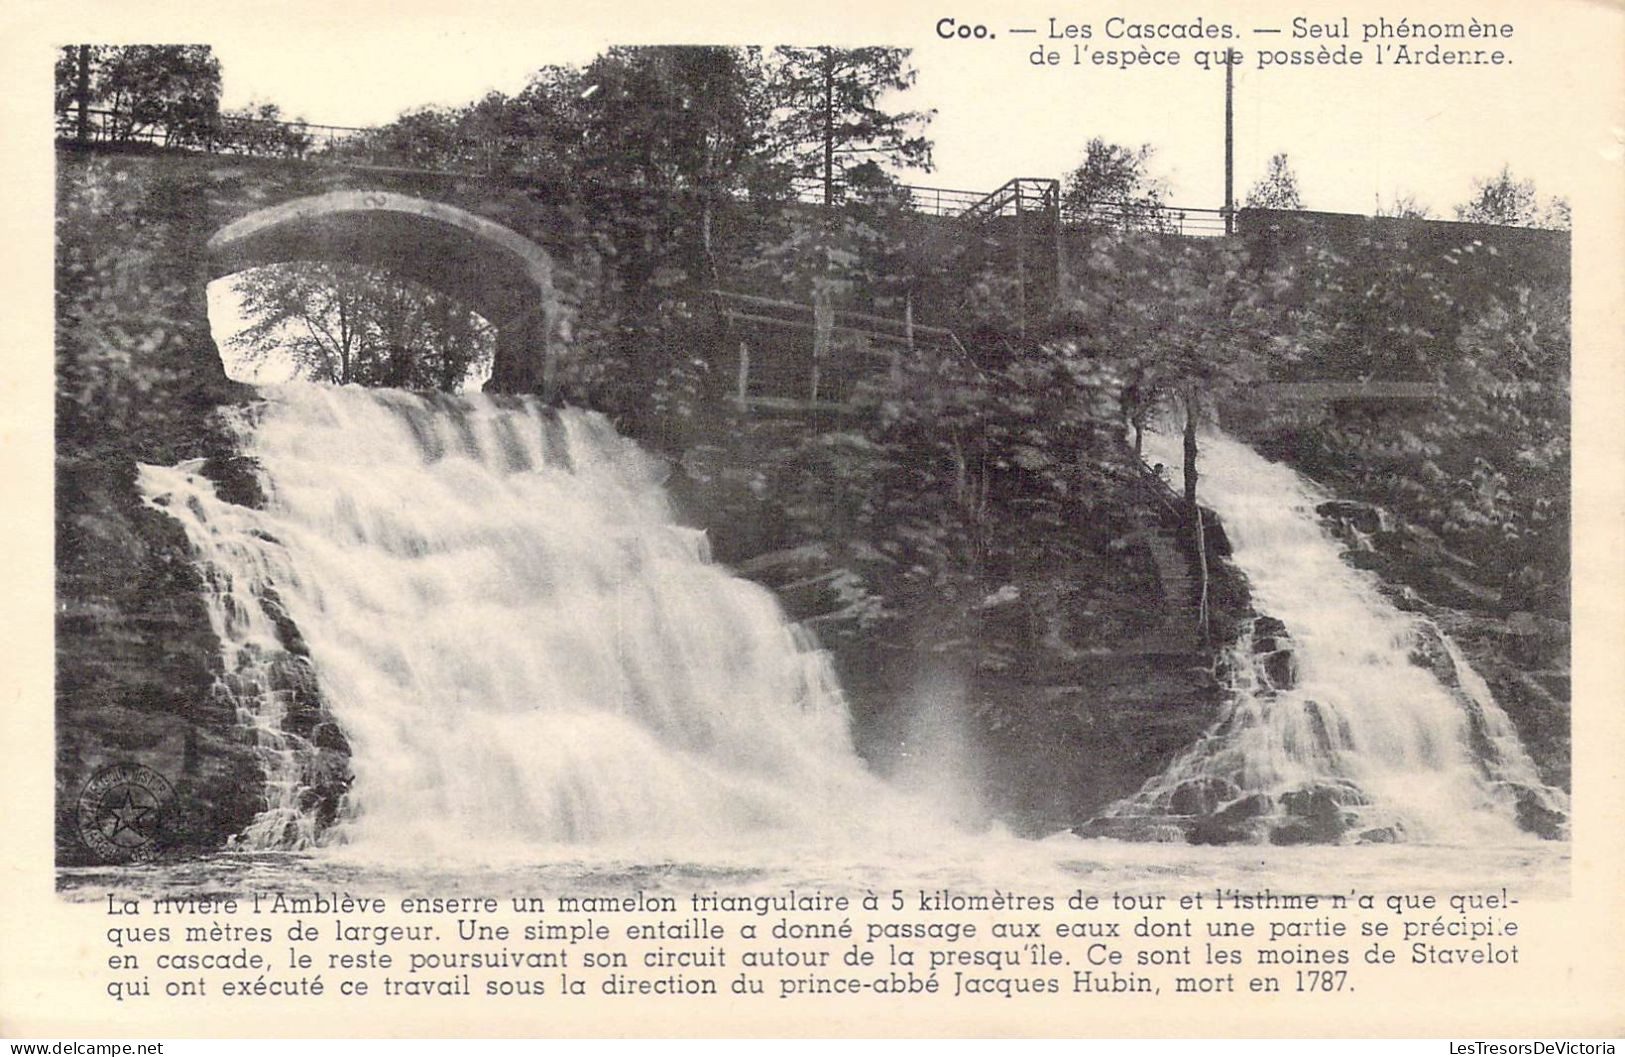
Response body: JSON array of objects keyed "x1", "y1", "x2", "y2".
[
  {"x1": 139, "y1": 383, "x2": 904, "y2": 854},
  {"x1": 1104, "y1": 429, "x2": 1568, "y2": 845}
]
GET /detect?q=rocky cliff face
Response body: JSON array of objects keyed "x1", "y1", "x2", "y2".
[
  {"x1": 56, "y1": 456, "x2": 262, "y2": 862},
  {"x1": 56, "y1": 153, "x2": 271, "y2": 863},
  {"x1": 663, "y1": 419, "x2": 1248, "y2": 836},
  {"x1": 1314, "y1": 497, "x2": 1571, "y2": 795}
]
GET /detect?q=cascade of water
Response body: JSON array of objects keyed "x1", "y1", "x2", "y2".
[
  {"x1": 139, "y1": 383, "x2": 906, "y2": 854},
  {"x1": 140, "y1": 453, "x2": 332, "y2": 850},
  {"x1": 1104, "y1": 429, "x2": 1568, "y2": 845}
]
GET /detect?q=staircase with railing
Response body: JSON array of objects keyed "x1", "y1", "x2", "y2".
[{"x1": 952, "y1": 178, "x2": 1065, "y2": 337}]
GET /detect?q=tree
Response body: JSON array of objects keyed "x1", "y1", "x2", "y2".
[
  {"x1": 225, "y1": 263, "x2": 494, "y2": 391},
  {"x1": 575, "y1": 47, "x2": 793, "y2": 433},
  {"x1": 1052, "y1": 233, "x2": 1288, "y2": 629},
  {"x1": 580, "y1": 48, "x2": 788, "y2": 271},
  {"x1": 54, "y1": 45, "x2": 222, "y2": 147},
  {"x1": 1245, "y1": 152, "x2": 1304, "y2": 210},
  {"x1": 216, "y1": 102, "x2": 312, "y2": 157},
  {"x1": 1455, "y1": 165, "x2": 1570, "y2": 229},
  {"x1": 1436, "y1": 286, "x2": 1570, "y2": 607},
  {"x1": 1375, "y1": 191, "x2": 1433, "y2": 220},
  {"x1": 1060, "y1": 139, "x2": 1171, "y2": 230},
  {"x1": 342, "y1": 105, "x2": 471, "y2": 170},
  {"x1": 55, "y1": 46, "x2": 93, "y2": 140},
  {"x1": 766, "y1": 47, "x2": 934, "y2": 205}
]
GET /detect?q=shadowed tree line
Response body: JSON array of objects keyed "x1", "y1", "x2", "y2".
[{"x1": 56, "y1": 44, "x2": 1571, "y2": 627}]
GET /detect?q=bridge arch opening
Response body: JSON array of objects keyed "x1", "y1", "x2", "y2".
[
  {"x1": 208, "y1": 262, "x2": 498, "y2": 391},
  {"x1": 205, "y1": 191, "x2": 560, "y2": 395}
]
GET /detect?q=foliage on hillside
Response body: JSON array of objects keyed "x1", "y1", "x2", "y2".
[
  {"x1": 56, "y1": 156, "x2": 241, "y2": 465},
  {"x1": 1240, "y1": 219, "x2": 1570, "y2": 616}
]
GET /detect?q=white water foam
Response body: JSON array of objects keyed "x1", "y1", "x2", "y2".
[
  {"x1": 139, "y1": 389, "x2": 1565, "y2": 855},
  {"x1": 140, "y1": 384, "x2": 929, "y2": 856},
  {"x1": 1107, "y1": 429, "x2": 1568, "y2": 844}
]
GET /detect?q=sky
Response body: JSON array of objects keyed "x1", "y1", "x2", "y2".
[
  {"x1": 189, "y1": 0, "x2": 1599, "y2": 221},
  {"x1": 181, "y1": 0, "x2": 1602, "y2": 389}
]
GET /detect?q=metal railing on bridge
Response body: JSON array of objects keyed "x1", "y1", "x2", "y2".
[
  {"x1": 58, "y1": 107, "x2": 375, "y2": 159},
  {"x1": 785, "y1": 178, "x2": 989, "y2": 218},
  {"x1": 954, "y1": 178, "x2": 1229, "y2": 237},
  {"x1": 959, "y1": 178, "x2": 1061, "y2": 223}
]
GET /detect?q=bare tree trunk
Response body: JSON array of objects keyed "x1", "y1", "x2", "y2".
[
  {"x1": 338, "y1": 300, "x2": 353, "y2": 384},
  {"x1": 810, "y1": 282, "x2": 833, "y2": 403},
  {"x1": 978, "y1": 449, "x2": 991, "y2": 567},
  {"x1": 699, "y1": 171, "x2": 721, "y2": 292},
  {"x1": 75, "y1": 45, "x2": 91, "y2": 144},
  {"x1": 1183, "y1": 391, "x2": 1210, "y2": 637},
  {"x1": 1182, "y1": 392, "x2": 1199, "y2": 512},
  {"x1": 1193, "y1": 503, "x2": 1211, "y2": 638},
  {"x1": 821, "y1": 50, "x2": 836, "y2": 206},
  {"x1": 950, "y1": 431, "x2": 968, "y2": 510}
]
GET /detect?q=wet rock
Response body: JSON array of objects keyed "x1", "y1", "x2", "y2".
[
  {"x1": 1408, "y1": 621, "x2": 1459, "y2": 689},
  {"x1": 1500, "y1": 611, "x2": 1565, "y2": 668},
  {"x1": 1320, "y1": 780, "x2": 1370, "y2": 806},
  {"x1": 1189, "y1": 793, "x2": 1272, "y2": 845},
  {"x1": 1512, "y1": 788, "x2": 1568, "y2": 841},
  {"x1": 1279, "y1": 786, "x2": 1340, "y2": 820},
  {"x1": 1260, "y1": 649, "x2": 1296, "y2": 690},
  {"x1": 1270, "y1": 784, "x2": 1360, "y2": 844},
  {"x1": 55, "y1": 455, "x2": 263, "y2": 864},
  {"x1": 311, "y1": 721, "x2": 350, "y2": 753},
  {"x1": 1300, "y1": 701, "x2": 1337, "y2": 753},
  {"x1": 1268, "y1": 820, "x2": 1329, "y2": 845},
  {"x1": 1167, "y1": 777, "x2": 1241, "y2": 816},
  {"x1": 1252, "y1": 616, "x2": 1289, "y2": 646},
  {"x1": 1433, "y1": 567, "x2": 1502, "y2": 608},
  {"x1": 1188, "y1": 819, "x2": 1255, "y2": 845},
  {"x1": 271, "y1": 657, "x2": 325, "y2": 739},
  {"x1": 1316, "y1": 500, "x2": 1389, "y2": 535},
  {"x1": 1342, "y1": 549, "x2": 1384, "y2": 571},
  {"x1": 303, "y1": 745, "x2": 354, "y2": 832},
  {"x1": 1387, "y1": 584, "x2": 1428, "y2": 613},
  {"x1": 199, "y1": 455, "x2": 265, "y2": 509},
  {"x1": 1245, "y1": 616, "x2": 1297, "y2": 689},
  {"x1": 260, "y1": 585, "x2": 309, "y2": 657}
]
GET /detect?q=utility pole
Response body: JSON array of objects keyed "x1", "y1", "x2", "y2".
[
  {"x1": 1014, "y1": 180, "x2": 1027, "y2": 338},
  {"x1": 1223, "y1": 53, "x2": 1235, "y2": 235}
]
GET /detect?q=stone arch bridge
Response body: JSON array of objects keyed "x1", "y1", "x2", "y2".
[
  {"x1": 68, "y1": 148, "x2": 578, "y2": 396},
  {"x1": 65, "y1": 146, "x2": 1547, "y2": 410},
  {"x1": 206, "y1": 188, "x2": 561, "y2": 394}
]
